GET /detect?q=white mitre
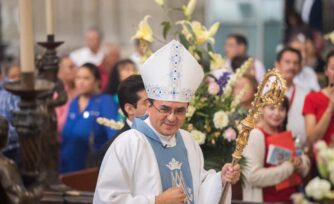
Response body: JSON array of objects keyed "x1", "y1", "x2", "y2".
[{"x1": 140, "y1": 40, "x2": 204, "y2": 102}]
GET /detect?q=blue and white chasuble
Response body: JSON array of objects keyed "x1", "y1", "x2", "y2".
[{"x1": 132, "y1": 117, "x2": 194, "y2": 204}]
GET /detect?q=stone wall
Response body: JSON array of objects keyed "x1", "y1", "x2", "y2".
[{"x1": 1, "y1": 0, "x2": 205, "y2": 60}]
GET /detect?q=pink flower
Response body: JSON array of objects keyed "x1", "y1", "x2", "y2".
[
  {"x1": 208, "y1": 82, "x2": 220, "y2": 95},
  {"x1": 223, "y1": 127, "x2": 237, "y2": 142}
]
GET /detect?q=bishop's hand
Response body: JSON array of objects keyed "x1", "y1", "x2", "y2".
[
  {"x1": 155, "y1": 187, "x2": 187, "y2": 204},
  {"x1": 221, "y1": 163, "x2": 241, "y2": 185}
]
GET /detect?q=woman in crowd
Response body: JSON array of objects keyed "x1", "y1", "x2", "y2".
[
  {"x1": 232, "y1": 74, "x2": 258, "y2": 110},
  {"x1": 105, "y1": 59, "x2": 137, "y2": 104},
  {"x1": 303, "y1": 50, "x2": 334, "y2": 145},
  {"x1": 242, "y1": 97, "x2": 310, "y2": 203},
  {"x1": 61, "y1": 63, "x2": 118, "y2": 174},
  {"x1": 56, "y1": 56, "x2": 77, "y2": 140}
]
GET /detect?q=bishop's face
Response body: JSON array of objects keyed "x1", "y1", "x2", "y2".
[{"x1": 146, "y1": 100, "x2": 188, "y2": 136}]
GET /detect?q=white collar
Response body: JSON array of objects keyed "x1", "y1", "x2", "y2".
[
  {"x1": 126, "y1": 118, "x2": 133, "y2": 127},
  {"x1": 144, "y1": 117, "x2": 177, "y2": 148}
]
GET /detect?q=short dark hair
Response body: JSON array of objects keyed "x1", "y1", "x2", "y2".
[
  {"x1": 105, "y1": 59, "x2": 136, "y2": 95},
  {"x1": 81, "y1": 63, "x2": 101, "y2": 81},
  {"x1": 276, "y1": 47, "x2": 302, "y2": 65},
  {"x1": 228, "y1": 33, "x2": 248, "y2": 49},
  {"x1": 325, "y1": 50, "x2": 334, "y2": 70},
  {"x1": 231, "y1": 55, "x2": 250, "y2": 72},
  {"x1": 118, "y1": 75, "x2": 145, "y2": 117}
]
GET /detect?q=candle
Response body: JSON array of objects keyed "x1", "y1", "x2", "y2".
[
  {"x1": 46, "y1": 0, "x2": 54, "y2": 35},
  {"x1": 19, "y1": 0, "x2": 35, "y2": 73}
]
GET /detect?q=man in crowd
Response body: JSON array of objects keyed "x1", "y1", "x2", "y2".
[
  {"x1": 70, "y1": 28, "x2": 106, "y2": 67},
  {"x1": 275, "y1": 47, "x2": 310, "y2": 145},
  {"x1": 287, "y1": 33, "x2": 320, "y2": 91},
  {"x1": 94, "y1": 40, "x2": 240, "y2": 204},
  {"x1": 224, "y1": 33, "x2": 266, "y2": 83},
  {"x1": 98, "y1": 74, "x2": 147, "y2": 165}
]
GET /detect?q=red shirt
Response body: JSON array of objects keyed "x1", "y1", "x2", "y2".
[
  {"x1": 303, "y1": 91, "x2": 334, "y2": 144},
  {"x1": 98, "y1": 65, "x2": 109, "y2": 91},
  {"x1": 259, "y1": 129, "x2": 295, "y2": 203}
]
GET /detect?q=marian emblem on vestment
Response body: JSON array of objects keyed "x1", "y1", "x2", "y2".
[{"x1": 166, "y1": 158, "x2": 193, "y2": 204}]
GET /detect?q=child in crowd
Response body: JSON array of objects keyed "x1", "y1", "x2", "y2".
[{"x1": 242, "y1": 97, "x2": 310, "y2": 203}]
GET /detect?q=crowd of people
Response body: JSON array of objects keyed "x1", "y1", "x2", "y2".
[{"x1": 0, "y1": 6, "x2": 333, "y2": 203}]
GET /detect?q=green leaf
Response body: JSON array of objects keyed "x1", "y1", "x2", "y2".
[
  {"x1": 161, "y1": 21, "x2": 171, "y2": 40},
  {"x1": 178, "y1": 33, "x2": 190, "y2": 49},
  {"x1": 194, "y1": 49, "x2": 203, "y2": 60},
  {"x1": 207, "y1": 43, "x2": 213, "y2": 52},
  {"x1": 184, "y1": 22, "x2": 196, "y2": 40}
]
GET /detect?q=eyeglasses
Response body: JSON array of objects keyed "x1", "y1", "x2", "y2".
[{"x1": 151, "y1": 103, "x2": 187, "y2": 117}]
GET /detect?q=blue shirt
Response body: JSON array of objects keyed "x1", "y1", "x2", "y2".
[
  {"x1": 0, "y1": 80, "x2": 20, "y2": 152},
  {"x1": 61, "y1": 93, "x2": 118, "y2": 174}
]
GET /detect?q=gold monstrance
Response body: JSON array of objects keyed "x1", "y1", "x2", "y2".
[{"x1": 219, "y1": 68, "x2": 287, "y2": 204}]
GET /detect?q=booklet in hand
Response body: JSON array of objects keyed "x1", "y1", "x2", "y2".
[
  {"x1": 266, "y1": 131, "x2": 302, "y2": 191},
  {"x1": 266, "y1": 145, "x2": 292, "y2": 165}
]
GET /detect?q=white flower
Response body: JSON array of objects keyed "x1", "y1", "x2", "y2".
[
  {"x1": 223, "y1": 127, "x2": 237, "y2": 142},
  {"x1": 330, "y1": 172, "x2": 334, "y2": 185},
  {"x1": 319, "y1": 148, "x2": 334, "y2": 162},
  {"x1": 290, "y1": 193, "x2": 311, "y2": 204},
  {"x1": 96, "y1": 117, "x2": 124, "y2": 130},
  {"x1": 305, "y1": 177, "x2": 331, "y2": 200},
  {"x1": 213, "y1": 111, "x2": 229, "y2": 129},
  {"x1": 314, "y1": 140, "x2": 328, "y2": 152},
  {"x1": 222, "y1": 58, "x2": 253, "y2": 97},
  {"x1": 208, "y1": 81, "x2": 220, "y2": 95},
  {"x1": 191, "y1": 130, "x2": 206, "y2": 145},
  {"x1": 186, "y1": 105, "x2": 196, "y2": 118},
  {"x1": 328, "y1": 161, "x2": 334, "y2": 172}
]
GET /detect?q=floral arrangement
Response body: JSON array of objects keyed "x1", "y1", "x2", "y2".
[
  {"x1": 324, "y1": 31, "x2": 334, "y2": 45},
  {"x1": 132, "y1": 0, "x2": 252, "y2": 170},
  {"x1": 291, "y1": 140, "x2": 334, "y2": 204},
  {"x1": 97, "y1": 117, "x2": 124, "y2": 130}
]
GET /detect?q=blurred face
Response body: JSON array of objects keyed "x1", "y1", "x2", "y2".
[
  {"x1": 233, "y1": 77, "x2": 255, "y2": 106},
  {"x1": 225, "y1": 37, "x2": 239, "y2": 60},
  {"x1": 125, "y1": 90, "x2": 148, "y2": 121},
  {"x1": 326, "y1": 56, "x2": 334, "y2": 85},
  {"x1": 58, "y1": 58, "x2": 76, "y2": 83},
  {"x1": 7, "y1": 65, "x2": 21, "y2": 81},
  {"x1": 262, "y1": 104, "x2": 287, "y2": 129},
  {"x1": 75, "y1": 67, "x2": 98, "y2": 95},
  {"x1": 119, "y1": 63, "x2": 136, "y2": 81},
  {"x1": 85, "y1": 31, "x2": 101, "y2": 52},
  {"x1": 103, "y1": 45, "x2": 120, "y2": 72},
  {"x1": 276, "y1": 51, "x2": 301, "y2": 84},
  {"x1": 305, "y1": 39, "x2": 316, "y2": 57},
  {"x1": 147, "y1": 100, "x2": 188, "y2": 136}
]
